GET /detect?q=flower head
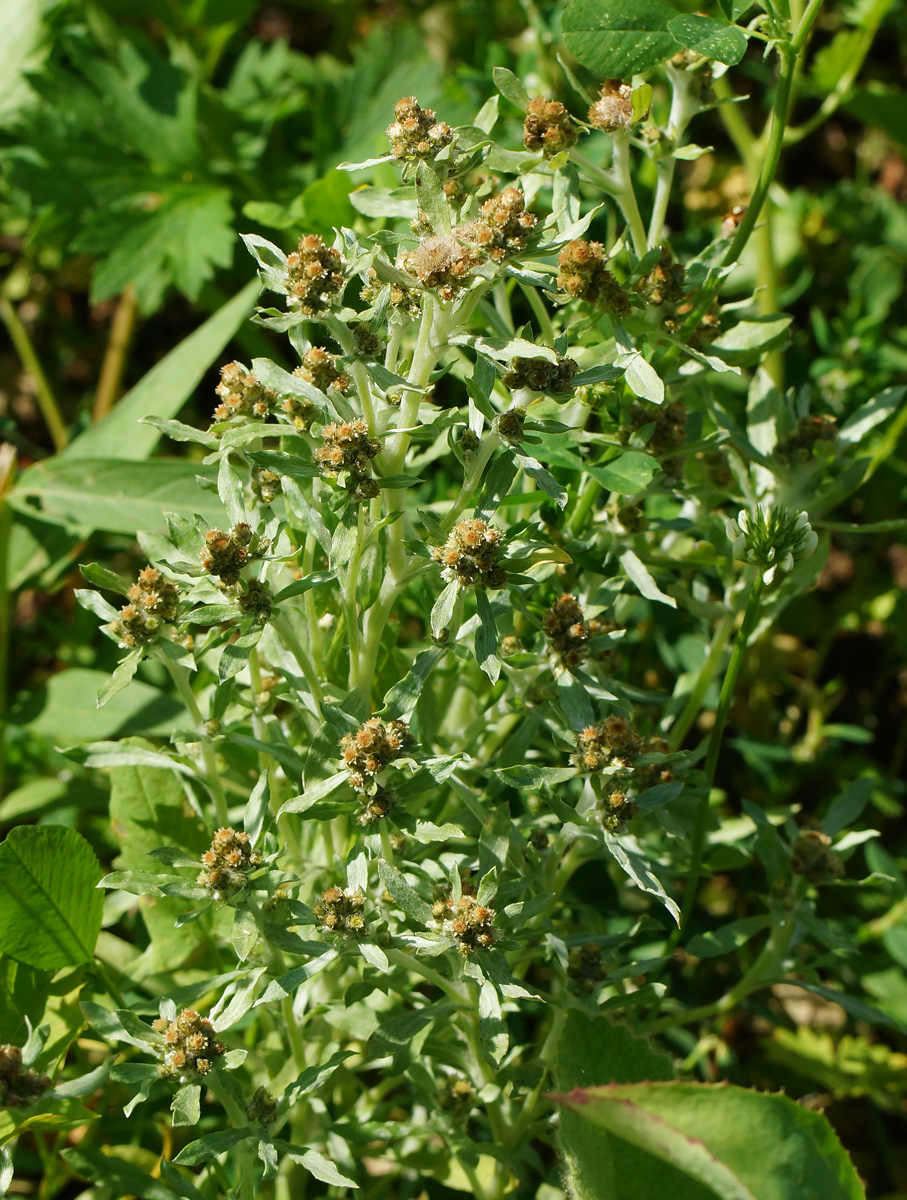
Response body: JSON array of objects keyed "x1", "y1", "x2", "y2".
[
  {"x1": 523, "y1": 98, "x2": 578, "y2": 157},
  {"x1": 153, "y1": 1009, "x2": 224, "y2": 1081},
  {"x1": 727, "y1": 504, "x2": 818, "y2": 584},
  {"x1": 387, "y1": 97, "x2": 454, "y2": 162},
  {"x1": 432, "y1": 519, "x2": 507, "y2": 589}
]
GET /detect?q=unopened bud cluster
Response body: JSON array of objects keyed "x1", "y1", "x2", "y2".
[
  {"x1": 387, "y1": 97, "x2": 454, "y2": 162},
  {"x1": 360, "y1": 267, "x2": 422, "y2": 318},
  {"x1": 627, "y1": 400, "x2": 687, "y2": 456},
  {"x1": 523, "y1": 98, "x2": 578, "y2": 157},
  {"x1": 315, "y1": 887, "x2": 366, "y2": 936},
  {"x1": 438, "y1": 1075, "x2": 476, "y2": 1112},
  {"x1": 197, "y1": 827, "x2": 262, "y2": 899},
  {"x1": 314, "y1": 419, "x2": 382, "y2": 502},
  {"x1": 636, "y1": 251, "x2": 686, "y2": 307},
  {"x1": 776, "y1": 415, "x2": 836, "y2": 461},
  {"x1": 567, "y1": 941, "x2": 606, "y2": 993},
  {"x1": 112, "y1": 567, "x2": 180, "y2": 648},
  {"x1": 285, "y1": 235, "x2": 345, "y2": 316},
  {"x1": 572, "y1": 716, "x2": 641, "y2": 772},
  {"x1": 153, "y1": 1009, "x2": 224, "y2": 1080},
  {"x1": 588, "y1": 81, "x2": 635, "y2": 133},
  {"x1": 791, "y1": 827, "x2": 843, "y2": 884},
  {"x1": 251, "y1": 465, "x2": 281, "y2": 506},
  {"x1": 432, "y1": 519, "x2": 507, "y2": 588},
  {"x1": 433, "y1": 894, "x2": 496, "y2": 955},
  {"x1": 357, "y1": 786, "x2": 394, "y2": 825},
  {"x1": 0, "y1": 1045, "x2": 51, "y2": 1108},
  {"x1": 494, "y1": 407, "x2": 526, "y2": 444},
  {"x1": 544, "y1": 594, "x2": 620, "y2": 672},
  {"x1": 557, "y1": 240, "x2": 629, "y2": 314},
  {"x1": 200, "y1": 523, "x2": 269, "y2": 587},
  {"x1": 727, "y1": 504, "x2": 818, "y2": 584},
  {"x1": 597, "y1": 788, "x2": 639, "y2": 833},
  {"x1": 504, "y1": 353, "x2": 578, "y2": 396},
  {"x1": 459, "y1": 188, "x2": 537, "y2": 262},
  {"x1": 341, "y1": 717, "x2": 414, "y2": 792},
  {"x1": 246, "y1": 1086, "x2": 278, "y2": 1126}
]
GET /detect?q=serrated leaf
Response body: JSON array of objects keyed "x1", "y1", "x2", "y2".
[
  {"x1": 0, "y1": 826, "x2": 103, "y2": 970},
  {"x1": 562, "y1": 0, "x2": 679, "y2": 77}
]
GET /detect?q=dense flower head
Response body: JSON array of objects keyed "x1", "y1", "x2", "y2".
[
  {"x1": 197, "y1": 826, "x2": 263, "y2": 899},
  {"x1": 557, "y1": 240, "x2": 629, "y2": 313},
  {"x1": 286, "y1": 234, "x2": 345, "y2": 316},
  {"x1": 200, "y1": 523, "x2": 269, "y2": 586},
  {"x1": 432, "y1": 518, "x2": 507, "y2": 589},
  {"x1": 588, "y1": 80, "x2": 635, "y2": 133},
  {"x1": 493, "y1": 406, "x2": 526, "y2": 444},
  {"x1": 627, "y1": 399, "x2": 687, "y2": 456},
  {"x1": 791, "y1": 827, "x2": 844, "y2": 884},
  {"x1": 360, "y1": 266, "x2": 422, "y2": 318},
  {"x1": 727, "y1": 504, "x2": 818, "y2": 584},
  {"x1": 567, "y1": 941, "x2": 606, "y2": 993},
  {"x1": 523, "y1": 97, "x2": 578, "y2": 157},
  {"x1": 387, "y1": 96, "x2": 454, "y2": 162},
  {"x1": 213, "y1": 362, "x2": 275, "y2": 423},
  {"x1": 433, "y1": 893, "x2": 496, "y2": 954},
  {"x1": 251, "y1": 465, "x2": 281, "y2": 506},
  {"x1": 598, "y1": 788, "x2": 639, "y2": 833},
  {"x1": 636, "y1": 250, "x2": 686, "y2": 307},
  {"x1": 296, "y1": 346, "x2": 349, "y2": 395},
  {"x1": 776, "y1": 414, "x2": 837, "y2": 461},
  {"x1": 314, "y1": 419, "x2": 382, "y2": 485},
  {"x1": 315, "y1": 886, "x2": 366, "y2": 936},
  {"x1": 543, "y1": 594, "x2": 620, "y2": 672},
  {"x1": 0, "y1": 1045, "x2": 51, "y2": 1108},
  {"x1": 572, "y1": 715, "x2": 641, "y2": 771},
  {"x1": 458, "y1": 188, "x2": 538, "y2": 262},
  {"x1": 111, "y1": 567, "x2": 180, "y2": 648},
  {"x1": 152, "y1": 1009, "x2": 224, "y2": 1080},
  {"x1": 357, "y1": 786, "x2": 394, "y2": 825},
  {"x1": 400, "y1": 235, "x2": 481, "y2": 302},
  {"x1": 341, "y1": 717, "x2": 415, "y2": 792},
  {"x1": 246, "y1": 1086, "x2": 278, "y2": 1126},
  {"x1": 504, "y1": 353, "x2": 578, "y2": 396},
  {"x1": 438, "y1": 1075, "x2": 476, "y2": 1111}
]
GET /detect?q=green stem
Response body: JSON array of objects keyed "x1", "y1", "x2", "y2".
[
  {"x1": 0, "y1": 447, "x2": 13, "y2": 801},
  {"x1": 668, "y1": 611, "x2": 736, "y2": 751},
  {"x1": 567, "y1": 149, "x2": 621, "y2": 197},
  {"x1": 384, "y1": 948, "x2": 466, "y2": 1002},
  {"x1": 162, "y1": 659, "x2": 230, "y2": 825},
  {"x1": 677, "y1": 581, "x2": 764, "y2": 934},
  {"x1": 520, "y1": 282, "x2": 555, "y2": 345},
  {"x1": 0, "y1": 295, "x2": 68, "y2": 453},
  {"x1": 647, "y1": 69, "x2": 695, "y2": 249},
  {"x1": 610, "y1": 131, "x2": 648, "y2": 258}
]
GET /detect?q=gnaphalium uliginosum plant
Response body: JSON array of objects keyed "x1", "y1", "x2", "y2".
[{"x1": 72, "y1": 38, "x2": 888, "y2": 1200}]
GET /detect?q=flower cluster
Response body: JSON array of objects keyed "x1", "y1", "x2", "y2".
[
  {"x1": 152, "y1": 1009, "x2": 224, "y2": 1080},
  {"x1": 459, "y1": 188, "x2": 537, "y2": 262},
  {"x1": 236, "y1": 578, "x2": 273, "y2": 622},
  {"x1": 341, "y1": 717, "x2": 414, "y2": 792},
  {"x1": 522, "y1": 97, "x2": 578, "y2": 157},
  {"x1": 432, "y1": 519, "x2": 507, "y2": 588},
  {"x1": 285, "y1": 234, "x2": 345, "y2": 316},
  {"x1": 557, "y1": 240, "x2": 629, "y2": 314},
  {"x1": 200, "y1": 524, "x2": 269, "y2": 587},
  {"x1": 246, "y1": 1086, "x2": 278, "y2": 1127},
  {"x1": 0, "y1": 1045, "x2": 51, "y2": 1108},
  {"x1": 356, "y1": 786, "x2": 394, "y2": 825},
  {"x1": 197, "y1": 827, "x2": 263, "y2": 900},
  {"x1": 588, "y1": 80, "x2": 635, "y2": 133},
  {"x1": 251, "y1": 465, "x2": 281, "y2": 506},
  {"x1": 597, "y1": 788, "x2": 639, "y2": 833},
  {"x1": 213, "y1": 362, "x2": 276, "y2": 423},
  {"x1": 567, "y1": 941, "x2": 606, "y2": 993},
  {"x1": 571, "y1": 716, "x2": 641, "y2": 772},
  {"x1": 296, "y1": 346, "x2": 350, "y2": 394},
  {"x1": 386, "y1": 96, "x2": 454, "y2": 162},
  {"x1": 314, "y1": 886, "x2": 366, "y2": 936},
  {"x1": 543, "y1": 594, "x2": 620, "y2": 672},
  {"x1": 360, "y1": 267, "x2": 422, "y2": 318},
  {"x1": 314, "y1": 419, "x2": 382, "y2": 502},
  {"x1": 727, "y1": 504, "x2": 818, "y2": 584},
  {"x1": 627, "y1": 399, "x2": 687, "y2": 456},
  {"x1": 503, "y1": 353, "x2": 578, "y2": 396},
  {"x1": 791, "y1": 827, "x2": 844, "y2": 884},
  {"x1": 432, "y1": 894, "x2": 496, "y2": 955},
  {"x1": 438, "y1": 1076, "x2": 476, "y2": 1112},
  {"x1": 776, "y1": 415, "x2": 837, "y2": 461},
  {"x1": 494, "y1": 407, "x2": 526, "y2": 444},
  {"x1": 636, "y1": 251, "x2": 686, "y2": 307},
  {"x1": 401, "y1": 235, "x2": 481, "y2": 302},
  {"x1": 111, "y1": 567, "x2": 180, "y2": 648}
]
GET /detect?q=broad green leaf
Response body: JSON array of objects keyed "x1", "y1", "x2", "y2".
[
  {"x1": 414, "y1": 161, "x2": 451, "y2": 236},
  {"x1": 0, "y1": 826, "x2": 103, "y2": 970},
  {"x1": 9, "y1": 668, "x2": 182, "y2": 743},
  {"x1": 620, "y1": 550, "x2": 677, "y2": 609},
  {"x1": 552, "y1": 1081, "x2": 864, "y2": 1200},
  {"x1": 0, "y1": 1097, "x2": 97, "y2": 1149},
  {"x1": 562, "y1": 0, "x2": 679, "y2": 78},
  {"x1": 61, "y1": 279, "x2": 259, "y2": 461},
  {"x1": 618, "y1": 351, "x2": 664, "y2": 404},
  {"x1": 685, "y1": 915, "x2": 771, "y2": 957},
  {"x1": 710, "y1": 316, "x2": 791, "y2": 366},
  {"x1": 589, "y1": 451, "x2": 658, "y2": 495},
  {"x1": 171, "y1": 1083, "x2": 201, "y2": 1127},
  {"x1": 378, "y1": 860, "x2": 433, "y2": 924},
  {"x1": 553, "y1": 1012, "x2": 676, "y2": 1200},
  {"x1": 9, "y1": 459, "x2": 222, "y2": 536},
  {"x1": 492, "y1": 67, "x2": 530, "y2": 112},
  {"x1": 174, "y1": 1128, "x2": 255, "y2": 1166},
  {"x1": 667, "y1": 15, "x2": 748, "y2": 65},
  {"x1": 431, "y1": 579, "x2": 460, "y2": 640}
]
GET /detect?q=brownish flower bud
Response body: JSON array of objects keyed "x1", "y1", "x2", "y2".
[
  {"x1": 523, "y1": 98, "x2": 578, "y2": 157},
  {"x1": 387, "y1": 96, "x2": 455, "y2": 162},
  {"x1": 431, "y1": 519, "x2": 507, "y2": 589},
  {"x1": 285, "y1": 235, "x2": 345, "y2": 316},
  {"x1": 557, "y1": 240, "x2": 629, "y2": 313}
]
